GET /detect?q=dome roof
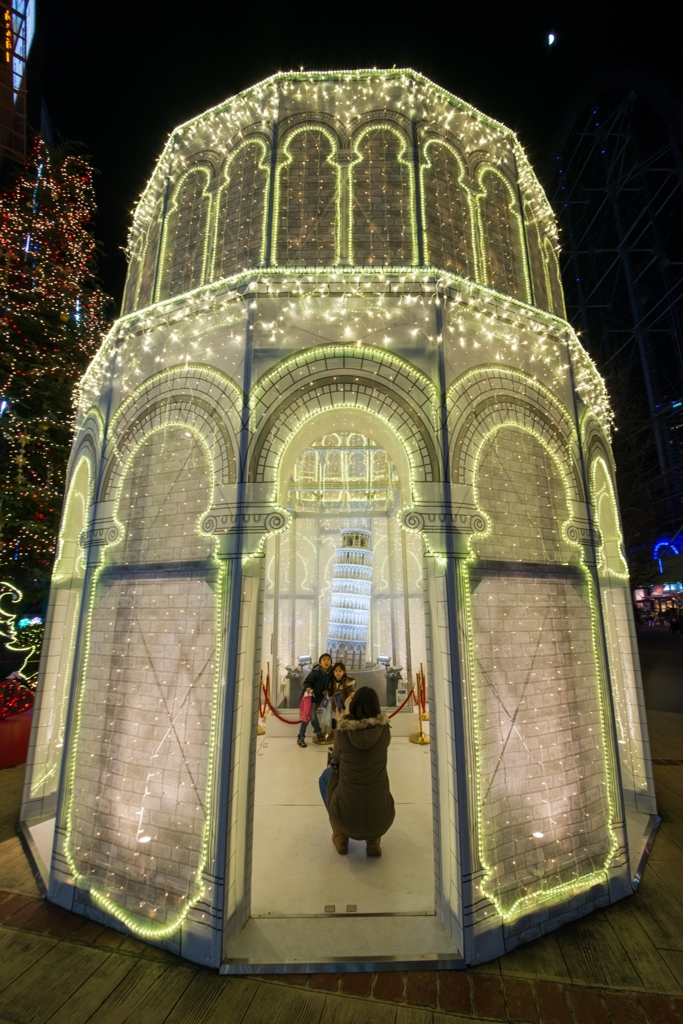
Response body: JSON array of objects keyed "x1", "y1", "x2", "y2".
[{"x1": 122, "y1": 70, "x2": 564, "y2": 319}]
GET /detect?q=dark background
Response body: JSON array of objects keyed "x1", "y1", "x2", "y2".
[{"x1": 32, "y1": 0, "x2": 681, "y2": 310}]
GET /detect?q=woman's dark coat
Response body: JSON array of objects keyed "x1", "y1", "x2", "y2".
[{"x1": 327, "y1": 713, "x2": 395, "y2": 840}]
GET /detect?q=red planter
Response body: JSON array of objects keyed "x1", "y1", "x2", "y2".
[{"x1": 0, "y1": 708, "x2": 33, "y2": 769}]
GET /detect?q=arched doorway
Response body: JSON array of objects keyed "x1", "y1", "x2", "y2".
[{"x1": 223, "y1": 404, "x2": 457, "y2": 966}]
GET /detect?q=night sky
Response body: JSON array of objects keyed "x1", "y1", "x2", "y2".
[{"x1": 37, "y1": 1, "x2": 680, "y2": 310}]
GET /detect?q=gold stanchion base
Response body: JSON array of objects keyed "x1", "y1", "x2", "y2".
[
  {"x1": 409, "y1": 732, "x2": 430, "y2": 745},
  {"x1": 420, "y1": 712, "x2": 430, "y2": 721},
  {"x1": 257, "y1": 723, "x2": 266, "y2": 735}
]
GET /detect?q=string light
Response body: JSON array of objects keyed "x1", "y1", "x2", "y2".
[
  {"x1": 0, "y1": 136, "x2": 111, "y2": 600},
  {"x1": 37, "y1": 71, "x2": 647, "y2": 958}
]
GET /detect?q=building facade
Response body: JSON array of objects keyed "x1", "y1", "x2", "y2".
[{"x1": 20, "y1": 70, "x2": 655, "y2": 972}]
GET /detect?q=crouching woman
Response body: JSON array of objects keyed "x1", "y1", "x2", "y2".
[{"x1": 319, "y1": 686, "x2": 395, "y2": 857}]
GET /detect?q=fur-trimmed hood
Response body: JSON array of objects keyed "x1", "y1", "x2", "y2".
[{"x1": 337, "y1": 713, "x2": 389, "y2": 750}]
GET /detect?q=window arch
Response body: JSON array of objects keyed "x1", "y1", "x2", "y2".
[
  {"x1": 469, "y1": 423, "x2": 614, "y2": 918},
  {"x1": 66, "y1": 423, "x2": 220, "y2": 937},
  {"x1": 591, "y1": 454, "x2": 653, "y2": 811},
  {"x1": 544, "y1": 238, "x2": 566, "y2": 318},
  {"x1": 213, "y1": 139, "x2": 268, "y2": 279},
  {"x1": 136, "y1": 198, "x2": 163, "y2": 309},
  {"x1": 524, "y1": 204, "x2": 550, "y2": 311},
  {"x1": 477, "y1": 168, "x2": 529, "y2": 301},
  {"x1": 274, "y1": 127, "x2": 339, "y2": 266},
  {"x1": 350, "y1": 126, "x2": 416, "y2": 266},
  {"x1": 158, "y1": 167, "x2": 212, "y2": 300},
  {"x1": 421, "y1": 139, "x2": 475, "y2": 278},
  {"x1": 121, "y1": 236, "x2": 144, "y2": 316},
  {"x1": 25, "y1": 455, "x2": 92, "y2": 806}
]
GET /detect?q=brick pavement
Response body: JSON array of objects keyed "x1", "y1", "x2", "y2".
[{"x1": 2, "y1": 887, "x2": 683, "y2": 1023}]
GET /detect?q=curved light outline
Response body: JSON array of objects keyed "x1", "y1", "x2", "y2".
[
  {"x1": 465, "y1": 420, "x2": 618, "y2": 922},
  {"x1": 157, "y1": 165, "x2": 214, "y2": 303},
  {"x1": 211, "y1": 137, "x2": 270, "y2": 280},
  {"x1": 29, "y1": 455, "x2": 92, "y2": 797},
  {"x1": 63, "y1": 422, "x2": 223, "y2": 940},
  {"x1": 420, "y1": 138, "x2": 479, "y2": 282},
  {"x1": 272, "y1": 124, "x2": 342, "y2": 267},
  {"x1": 475, "y1": 164, "x2": 532, "y2": 305},
  {"x1": 349, "y1": 124, "x2": 418, "y2": 267}
]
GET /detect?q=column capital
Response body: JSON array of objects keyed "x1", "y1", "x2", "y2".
[
  {"x1": 201, "y1": 503, "x2": 291, "y2": 558},
  {"x1": 400, "y1": 503, "x2": 487, "y2": 558},
  {"x1": 79, "y1": 519, "x2": 122, "y2": 565}
]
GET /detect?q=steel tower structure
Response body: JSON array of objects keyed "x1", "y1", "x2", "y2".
[{"x1": 551, "y1": 72, "x2": 683, "y2": 560}]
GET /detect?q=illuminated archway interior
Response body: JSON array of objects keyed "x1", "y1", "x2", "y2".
[{"x1": 250, "y1": 424, "x2": 434, "y2": 923}]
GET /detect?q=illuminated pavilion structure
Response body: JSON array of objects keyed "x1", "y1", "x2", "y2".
[{"x1": 19, "y1": 69, "x2": 656, "y2": 972}]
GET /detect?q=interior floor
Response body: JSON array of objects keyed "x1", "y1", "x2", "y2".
[{"x1": 251, "y1": 733, "x2": 434, "y2": 918}]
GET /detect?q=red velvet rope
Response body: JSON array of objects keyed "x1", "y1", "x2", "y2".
[
  {"x1": 387, "y1": 688, "x2": 415, "y2": 718},
  {"x1": 263, "y1": 689, "x2": 302, "y2": 724},
  {"x1": 259, "y1": 683, "x2": 416, "y2": 724}
]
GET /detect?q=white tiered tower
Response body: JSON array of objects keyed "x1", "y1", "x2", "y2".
[{"x1": 326, "y1": 528, "x2": 373, "y2": 671}]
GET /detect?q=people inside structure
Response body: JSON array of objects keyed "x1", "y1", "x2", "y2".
[
  {"x1": 297, "y1": 653, "x2": 333, "y2": 747},
  {"x1": 319, "y1": 686, "x2": 395, "y2": 857}
]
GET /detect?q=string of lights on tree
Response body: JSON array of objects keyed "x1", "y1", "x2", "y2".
[{"x1": 0, "y1": 135, "x2": 112, "y2": 600}]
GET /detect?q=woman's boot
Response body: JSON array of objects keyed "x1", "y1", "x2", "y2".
[
  {"x1": 331, "y1": 823, "x2": 349, "y2": 854},
  {"x1": 366, "y1": 837, "x2": 382, "y2": 857}
]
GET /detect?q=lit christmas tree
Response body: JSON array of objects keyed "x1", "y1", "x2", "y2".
[{"x1": 0, "y1": 135, "x2": 112, "y2": 603}]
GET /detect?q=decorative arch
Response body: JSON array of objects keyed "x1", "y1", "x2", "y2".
[
  {"x1": 544, "y1": 237, "x2": 566, "y2": 318},
  {"x1": 274, "y1": 124, "x2": 341, "y2": 266},
  {"x1": 582, "y1": 412, "x2": 616, "y2": 479},
  {"x1": 475, "y1": 166, "x2": 530, "y2": 303},
  {"x1": 465, "y1": 412, "x2": 616, "y2": 919},
  {"x1": 65, "y1": 416, "x2": 221, "y2": 938},
  {"x1": 102, "y1": 365, "x2": 241, "y2": 503},
  {"x1": 523, "y1": 203, "x2": 550, "y2": 312},
  {"x1": 212, "y1": 137, "x2": 270, "y2": 279},
  {"x1": 586, "y1": 426, "x2": 654, "y2": 811},
  {"x1": 24, "y1": 451, "x2": 95, "y2": 808},
  {"x1": 448, "y1": 366, "x2": 583, "y2": 503},
  {"x1": 349, "y1": 124, "x2": 417, "y2": 266},
  {"x1": 68, "y1": 410, "x2": 103, "y2": 490},
  {"x1": 275, "y1": 406, "x2": 413, "y2": 508},
  {"x1": 248, "y1": 346, "x2": 439, "y2": 487},
  {"x1": 421, "y1": 137, "x2": 477, "y2": 279},
  {"x1": 136, "y1": 196, "x2": 164, "y2": 310},
  {"x1": 121, "y1": 235, "x2": 145, "y2": 316},
  {"x1": 158, "y1": 164, "x2": 213, "y2": 301}
]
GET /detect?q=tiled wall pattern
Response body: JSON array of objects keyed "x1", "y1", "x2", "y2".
[
  {"x1": 592, "y1": 457, "x2": 655, "y2": 813},
  {"x1": 120, "y1": 102, "x2": 563, "y2": 316},
  {"x1": 423, "y1": 142, "x2": 474, "y2": 279},
  {"x1": 524, "y1": 208, "x2": 549, "y2": 312},
  {"x1": 215, "y1": 142, "x2": 267, "y2": 280},
  {"x1": 352, "y1": 130, "x2": 413, "y2": 266},
  {"x1": 68, "y1": 427, "x2": 218, "y2": 926},
  {"x1": 134, "y1": 199, "x2": 162, "y2": 311},
  {"x1": 470, "y1": 427, "x2": 612, "y2": 915},
  {"x1": 121, "y1": 236, "x2": 143, "y2": 316},
  {"x1": 159, "y1": 170, "x2": 211, "y2": 301},
  {"x1": 545, "y1": 240, "x2": 566, "y2": 318},
  {"x1": 479, "y1": 171, "x2": 526, "y2": 302},
  {"x1": 277, "y1": 130, "x2": 337, "y2": 266},
  {"x1": 24, "y1": 457, "x2": 90, "y2": 808}
]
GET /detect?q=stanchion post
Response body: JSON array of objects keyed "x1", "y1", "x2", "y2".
[
  {"x1": 409, "y1": 670, "x2": 430, "y2": 744},
  {"x1": 420, "y1": 662, "x2": 429, "y2": 721},
  {"x1": 257, "y1": 668, "x2": 266, "y2": 735}
]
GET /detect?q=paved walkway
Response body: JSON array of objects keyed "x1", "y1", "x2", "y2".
[{"x1": 1, "y1": 630, "x2": 682, "y2": 1023}]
